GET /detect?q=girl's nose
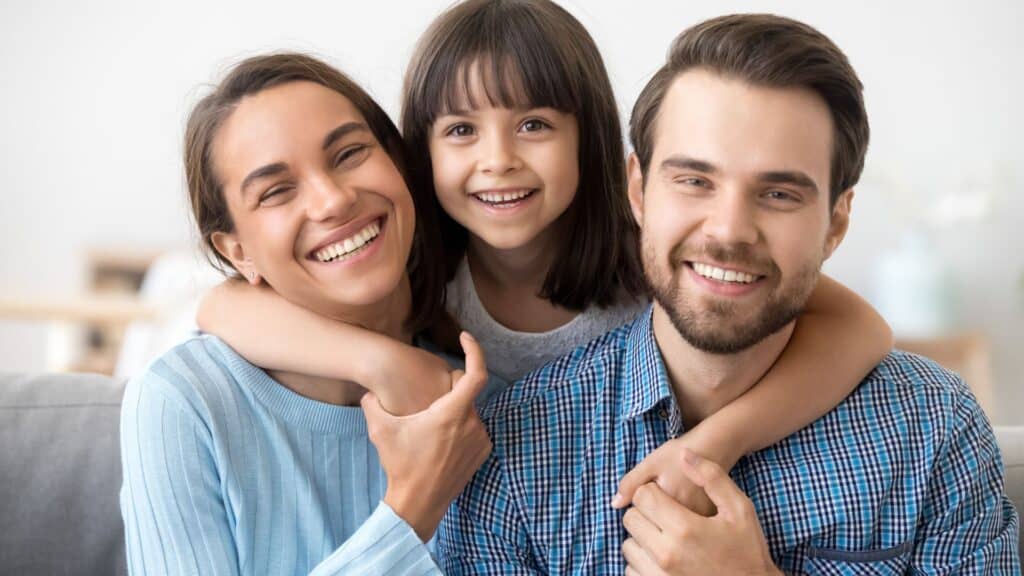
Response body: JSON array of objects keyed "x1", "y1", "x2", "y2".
[{"x1": 479, "y1": 132, "x2": 523, "y2": 175}]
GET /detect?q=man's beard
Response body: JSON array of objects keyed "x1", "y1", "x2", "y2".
[{"x1": 643, "y1": 237, "x2": 820, "y2": 355}]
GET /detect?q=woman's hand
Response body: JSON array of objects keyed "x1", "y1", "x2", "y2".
[
  {"x1": 363, "y1": 332, "x2": 492, "y2": 542},
  {"x1": 365, "y1": 337, "x2": 457, "y2": 416}
]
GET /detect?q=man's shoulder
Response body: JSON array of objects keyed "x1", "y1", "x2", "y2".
[
  {"x1": 856, "y1": 348, "x2": 978, "y2": 414},
  {"x1": 478, "y1": 322, "x2": 632, "y2": 425},
  {"x1": 793, "y1": 348, "x2": 987, "y2": 450}
]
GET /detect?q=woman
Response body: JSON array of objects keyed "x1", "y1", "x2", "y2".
[{"x1": 119, "y1": 53, "x2": 490, "y2": 575}]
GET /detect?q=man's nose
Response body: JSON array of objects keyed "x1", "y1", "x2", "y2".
[
  {"x1": 479, "y1": 132, "x2": 522, "y2": 175},
  {"x1": 700, "y1": 190, "x2": 759, "y2": 246}
]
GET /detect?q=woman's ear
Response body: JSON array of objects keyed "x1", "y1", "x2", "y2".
[
  {"x1": 626, "y1": 153, "x2": 645, "y2": 226},
  {"x1": 211, "y1": 231, "x2": 261, "y2": 284}
]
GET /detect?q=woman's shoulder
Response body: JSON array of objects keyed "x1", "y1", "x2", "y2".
[{"x1": 122, "y1": 334, "x2": 254, "y2": 424}]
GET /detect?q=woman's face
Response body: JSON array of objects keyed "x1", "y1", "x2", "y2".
[{"x1": 211, "y1": 81, "x2": 416, "y2": 319}]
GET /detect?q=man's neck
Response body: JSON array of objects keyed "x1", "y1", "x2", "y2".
[{"x1": 650, "y1": 303, "x2": 795, "y2": 429}]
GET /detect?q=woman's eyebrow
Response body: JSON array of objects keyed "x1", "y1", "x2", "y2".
[
  {"x1": 241, "y1": 162, "x2": 289, "y2": 197},
  {"x1": 322, "y1": 122, "x2": 369, "y2": 151}
]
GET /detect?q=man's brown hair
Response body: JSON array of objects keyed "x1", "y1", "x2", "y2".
[
  {"x1": 184, "y1": 53, "x2": 446, "y2": 332},
  {"x1": 630, "y1": 14, "x2": 869, "y2": 205}
]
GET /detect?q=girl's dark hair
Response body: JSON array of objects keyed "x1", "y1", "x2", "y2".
[
  {"x1": 184, "y1": 52, "x2": 446, "y2": 332},
  {"x1": 402, "y1": 0, "x2": 646, "y2": 310}
]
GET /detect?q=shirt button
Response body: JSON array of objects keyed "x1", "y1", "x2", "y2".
[{"x1": 657, "y1": 407, "x2": 669, "y2": 420}]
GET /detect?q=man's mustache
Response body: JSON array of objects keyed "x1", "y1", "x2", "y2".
[{"x1": 669, "y1": 242, "x2": 779, "y2": 277}]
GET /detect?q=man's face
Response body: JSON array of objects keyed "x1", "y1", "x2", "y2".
[{"x1": 628, "y1": 69, "x2": 852, "y2": 354}]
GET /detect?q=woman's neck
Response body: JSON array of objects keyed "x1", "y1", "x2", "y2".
[{"x1": 272, "y1": 274, "x2": 415, "y2": 406}]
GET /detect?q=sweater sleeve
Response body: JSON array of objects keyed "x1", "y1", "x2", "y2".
[{"x1": 120, "y1": 366, "x2": 442, "y2": 575}]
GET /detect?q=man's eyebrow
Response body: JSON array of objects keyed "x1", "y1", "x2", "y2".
[
  {"x1": 659, "y1": 156, "x2": 718, "y2": 174},
  {"x1": 322, "y1": 122, "x2": 370, "y2": 151},
  {"x1": 240, "y1": 162, "x2": 289, "y2": 197},
  {"x1": 758, "y1": 170, "x2": 819, "y2": 194}
]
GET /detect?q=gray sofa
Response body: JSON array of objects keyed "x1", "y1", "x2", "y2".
[{"x1": 1, "y1": 372, "x2": 1022, "y2": 573}]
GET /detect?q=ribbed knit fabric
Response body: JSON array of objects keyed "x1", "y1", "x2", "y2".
[{"x1": 120, "y1": 334, "x2": 441, "y2": 575}]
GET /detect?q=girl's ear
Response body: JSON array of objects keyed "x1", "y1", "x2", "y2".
[
  {"x1": 626, "y1": 153, "x2": 645, "y2": 225},
  {"x1": 211, "y1": 231, "x2": 262, "y2": 285}
]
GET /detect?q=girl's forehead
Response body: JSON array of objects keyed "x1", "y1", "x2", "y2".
[{"x1": 439, "y1": 57, "x2": 536, "y2": 114}]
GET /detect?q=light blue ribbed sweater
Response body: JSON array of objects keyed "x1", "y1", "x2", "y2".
[{"x1": 120, "y1": 334, "x2": 442, "y2": 575}]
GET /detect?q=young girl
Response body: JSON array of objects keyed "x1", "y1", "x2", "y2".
[{"x1": 199, "y1": 0, "x2": 892, "y2": 514}]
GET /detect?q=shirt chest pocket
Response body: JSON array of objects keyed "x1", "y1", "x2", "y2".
[{"x1": 802, "y1": 541, "x2": 912, "y2": 575}]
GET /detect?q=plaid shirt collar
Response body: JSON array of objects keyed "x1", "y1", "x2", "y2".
[{"x1": 620, "y1": 306, "x2": 677, "y2": 421}]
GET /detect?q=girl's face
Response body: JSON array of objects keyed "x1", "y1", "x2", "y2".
[
  {"x1": 428, "y1": 70, "x2": 579, "y2": 253},
  {"x1": 211, "y1": 81, "x2": 416, "y2": 320}
]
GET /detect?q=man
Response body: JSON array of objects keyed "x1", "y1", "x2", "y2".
[{"x1": 437, "y1": 14, "x2": 1020, "y2": 574}]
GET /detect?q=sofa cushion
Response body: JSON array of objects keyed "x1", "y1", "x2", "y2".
[
  {"x1": 995, "y1": 426, "x2": 1024, "y2": 554},
  {"x1": 0, "y1": 372, "x2": 126, "y2": 575}
]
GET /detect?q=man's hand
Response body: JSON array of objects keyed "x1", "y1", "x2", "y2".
[
  {"x1": 621, "y1": 449, "x2": 779, "y2": 576},
  {"x1": 613, "y1": 426, "x2": 743, "y2": 517},
  {"x1": 363, "y1": 332, "x2": 492, "y2": 541}
]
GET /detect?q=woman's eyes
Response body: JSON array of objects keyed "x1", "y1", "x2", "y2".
[
  {"x1": 333, "y1": 144, "x2": 370, "y2": 168},
  {"x1": 258, "y1": 186, "x2": 291, "y2": 205}
]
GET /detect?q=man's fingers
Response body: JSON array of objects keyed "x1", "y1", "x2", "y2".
[
  {"x1": 679, "y1": 448, "x2": 750, "y2": 521},
  {"x1": 622, "y1": 505, "x2": 663, "y2": 547},
  {"x1": 629, "y1": 482, "x2": 702, "y2": 535},
  {"x1": 622, "y1": 537, "x2": 664, "y2": 576},
  {"x1": 614, "y1": 453, "x2": 658, "y2": 508}
]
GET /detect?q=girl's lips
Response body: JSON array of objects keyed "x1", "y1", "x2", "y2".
[{"x1": 470, "y1": 188, "x2": 539, "y2": 213}]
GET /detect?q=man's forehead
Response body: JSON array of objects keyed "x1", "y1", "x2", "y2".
[{"x1": 652, "y1": 69, "x2": 833, "y2": 185}]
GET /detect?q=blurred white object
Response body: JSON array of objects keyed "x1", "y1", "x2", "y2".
[
  {"x1": 874, "y1": 228, "x2": 956, "y2": 339},
  {"x1": 114, "y1": 250, "x2": 223, "y2": 379}
]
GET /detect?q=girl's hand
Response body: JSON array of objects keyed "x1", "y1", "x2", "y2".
[
  {"x1": 613, "y1": 426, "x2": 741, "y2": 517},
  {"x1": 363, "y1": 332, "x2": 492, "y2": 542}
]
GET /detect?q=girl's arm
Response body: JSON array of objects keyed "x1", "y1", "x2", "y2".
[
  {"x1": 614, "y1": 274, "x2": 892, "y2": 513},
  {"x1": 197, "y1": 280, "x2": 453, "y2": 415}
]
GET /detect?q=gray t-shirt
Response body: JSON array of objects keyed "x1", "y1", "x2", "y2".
[{"x1": 445, "y1": 257, "x2": 646, "y2": 381}]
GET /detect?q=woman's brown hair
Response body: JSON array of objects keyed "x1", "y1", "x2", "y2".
[
  {"x1": 402, "y1": 0, "x2": 647, "y2": 311},
  {"x1": 184, "y1": 52, "x2": 446, "y2": 332}
]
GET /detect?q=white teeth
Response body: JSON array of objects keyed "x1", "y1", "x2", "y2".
[
  {"x1": 692, "y1": 262, "x2": 758, "y2": 284},
  {"x1": 314, "y1": 220, "x2": 381, "y2": 263},
  {"x1": 476, "y1": 189, "x2": 533, "y2": 203}
]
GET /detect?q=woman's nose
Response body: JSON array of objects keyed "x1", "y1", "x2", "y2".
[{"x1": 306, "y1": 175, "x2": 358, "y2": 223}]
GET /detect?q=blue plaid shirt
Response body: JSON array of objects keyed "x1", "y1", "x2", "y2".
[{"x1": 437, "y1": 308, "x2": 1020, "y2": 574}]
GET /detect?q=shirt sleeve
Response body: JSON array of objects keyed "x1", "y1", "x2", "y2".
[
  {"x1": 120, "y1": 368, "x2": 441, "y2": 576},
  {"x1": 911, "y1": 389, "x2": 1021, "y2": 573},
  {"x1": 435, "y1": 453, "x2": 545, "y2": 575}
]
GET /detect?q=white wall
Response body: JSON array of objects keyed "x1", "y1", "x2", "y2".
[{"x1": 2, "y1": 1, "x2": 1022, "y2": 422}]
